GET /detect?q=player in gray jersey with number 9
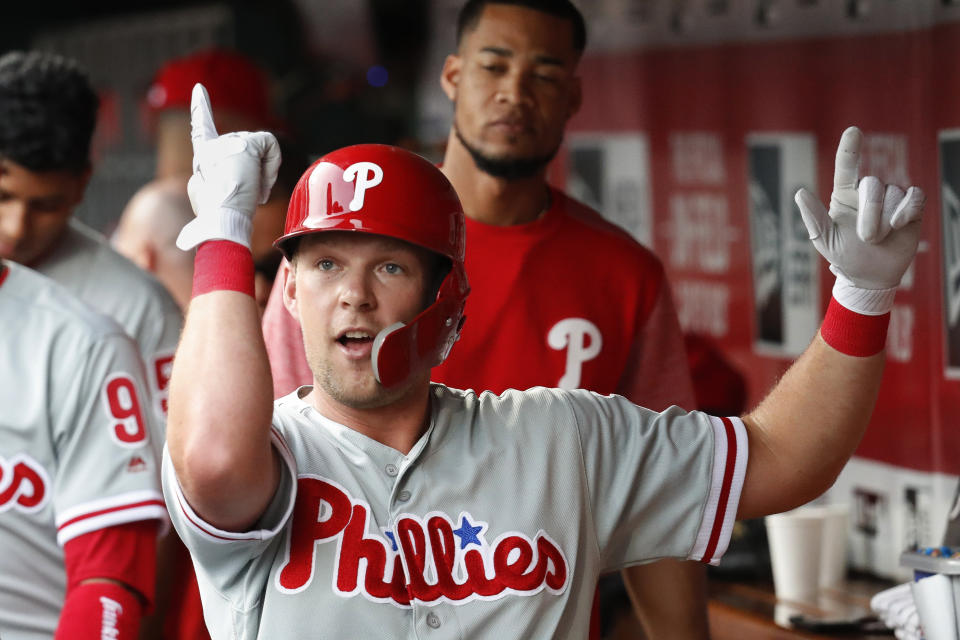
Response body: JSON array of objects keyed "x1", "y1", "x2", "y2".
[
  {"x1": 163, "y1": 82, "x2": 925, "y2": 639},
  {"x1": 0, "y1": 260, "x2": 166, "y2": 639}
]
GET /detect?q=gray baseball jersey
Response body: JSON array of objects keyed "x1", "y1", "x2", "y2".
[
  {"x1": 164, "y1": 384, "x2": 746, "y2": 640},
  {"x1": 0, "y1": 262, "x2": 166, "y2": 640},
  {"x1": 35, "y1": 218, "x2": 183, "y2": 457}
]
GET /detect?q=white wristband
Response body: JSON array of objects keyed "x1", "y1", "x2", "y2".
[{"x1": 831, "y1": 270, "x2": 897, "y2": 316}]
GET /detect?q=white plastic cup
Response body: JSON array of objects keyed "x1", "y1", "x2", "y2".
[
  {"x1": 818, "y1": 504, "x2": 849, "y2": 589},
  {"x1": 765, "y1": 508, "x2": 825, "y2": 602},
  {"x1": 911, "y1": 573, "x2": 960, "y2": 640}
]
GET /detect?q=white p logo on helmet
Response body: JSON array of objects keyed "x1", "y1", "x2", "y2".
[{"x1": 344, "y1": 162, "x2": 384, "y2": 211}]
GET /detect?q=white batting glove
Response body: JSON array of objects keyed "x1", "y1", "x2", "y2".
[
  {"x1": 176, "y1": 83, "x2": 281, "y2": 251},
  {"x1": 794, "y1": 126, "x2": 925, "y2": 315}
]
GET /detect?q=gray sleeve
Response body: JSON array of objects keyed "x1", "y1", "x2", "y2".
[
  {"x1": 564, "y1": 391, "x2": 747, "y2": 570},
  {"x1": 52, "y1": 332, "x2": 167, "y2": 545},
  {"x1": 160, "y1": 428, "x2": 297, "y2": 615}
]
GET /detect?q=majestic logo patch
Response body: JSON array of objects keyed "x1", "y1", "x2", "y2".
[
  {"x1": 126, "y1": 455, "x2": 149, "y2": 473},
  {"x1": 276, "y1": 476, "x2": 569, "y2": 607},
  {"x1": 0, "y1": 453, "x2": 50, "y2": 514}
]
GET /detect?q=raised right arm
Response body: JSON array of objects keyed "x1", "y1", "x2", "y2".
[{"x1": 166, "y1": 84, "x2": 282, "y2": 532}]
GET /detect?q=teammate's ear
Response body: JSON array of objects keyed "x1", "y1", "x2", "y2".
[
  {"x1": 440, "y1": 54, "x2": 461, "y2": 102},
  {"x1": 280, "y1": 260, "x2": 300, "y2": 321}
]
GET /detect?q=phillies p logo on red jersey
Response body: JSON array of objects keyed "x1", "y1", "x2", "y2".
[
  {"x1": 548, "y1": 318, "x2": 603, "y2": 389},
  {"x1": 276, "y1": 476, "x2": 569, "y2": 607},
  {"x1": 0, "y1": 454, "x2": 50, "y2": 515}
]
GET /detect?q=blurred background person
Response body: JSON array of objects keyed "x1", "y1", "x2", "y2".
[
  {"x1": 146, "y1": 48, "x2": 275, "y2": 181},
  {"x1": 138, "y1": 49, "x2": 308, "y2": 316},
  {"x1": 112, "y1": 177, "x2": 195, "y2": 310}
]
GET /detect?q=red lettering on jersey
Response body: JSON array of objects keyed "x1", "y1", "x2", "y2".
[
  {"x1": 338, "y1": 504, "x2": 409, "y2": 604},
  {"x1": 276, "y1": 476, "x2": 569, "y2": 606},
  {"x1": 278, "y1": 475, "x2": 351, "y2": 592},
  {"x1": 0, "y1": 454, "x2": 50, "y2": 514},
  {"x1": 153, "y1": 355, "x2": 174, "y2": 415},
  {"x1": 103, "y1": 374, "x2": 148, "y2": 447},
  {"x1": 427, "y1": 516, "x2": 471, "y2": 601}
]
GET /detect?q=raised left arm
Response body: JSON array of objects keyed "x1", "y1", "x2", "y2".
[{"x1": 738, "y1": 126, "x2": 925, "y2": 519}]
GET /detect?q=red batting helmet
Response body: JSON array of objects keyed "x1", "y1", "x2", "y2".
[{"x1": 276, "y1": 144, "x2": 469, "y2": 389}]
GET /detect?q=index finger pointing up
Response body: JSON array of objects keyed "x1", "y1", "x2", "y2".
[
  {"x1": 833, "y1": 126, "x2": 863, "y2": 192},
  {"x1": 190, "y1": 83, "x2": 218, "y2": 152}
]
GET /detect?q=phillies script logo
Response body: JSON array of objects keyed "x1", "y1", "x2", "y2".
[
  {"x1": 276, "y1": 476, "x2": 569, "y2": 607},
  {"x1": 0, "y1": 454, "x2": 50, "y2": 515}
]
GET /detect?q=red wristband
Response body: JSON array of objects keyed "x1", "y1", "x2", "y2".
[
  {"x1": 192, "y1": 241, "x2": 256, "y2": 298},
  {"x1": 55, "y1": 581, "x2": 143, "y2": 640},
  {"x1": 820, "y1": 297, "x2": 890, "y2": 357}
]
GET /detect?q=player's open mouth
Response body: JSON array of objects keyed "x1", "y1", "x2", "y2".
[{"x1": 336, "y1": 330, "x2": 375, "y2": 358}]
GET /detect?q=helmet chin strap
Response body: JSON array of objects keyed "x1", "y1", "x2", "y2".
[
  {"x1": 370, "y1": 295, "x2": 465, "y2": 389},
  {"x1": 371, "y1": 321, "x2": 406, "y2": 387},
  {"x1": 370, "y1": 265, "x2": 468, "y2": 389}
]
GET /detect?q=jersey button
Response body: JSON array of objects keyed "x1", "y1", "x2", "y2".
[
  {"x1": 426, "y1": 612, "x2": 441, "y2": 629},
  {"x1": 397, "y1": 490, "x2": 411, "y2": 502},
  {"x1": 385, "y1": 463, "x2": 399, "y2": 477}
]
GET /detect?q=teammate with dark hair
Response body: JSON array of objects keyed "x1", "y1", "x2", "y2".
[
  {"x1": 0, "y1": 49, "x2": 181, "y2": 443},
  {"x1": 455, "y1": 0, "x2": 587, "y2": 55},
  {"x1": 0, "y1": 51, "x2": 99, "y2": 174}
]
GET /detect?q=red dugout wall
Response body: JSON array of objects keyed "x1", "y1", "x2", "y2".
[{"x1": 557, "y1": 22, "x2": 960, "y2": 477}]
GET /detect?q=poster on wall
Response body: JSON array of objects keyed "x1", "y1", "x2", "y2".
[
  {"x1": 566, "y1": 133, "x2": 653, "y2": 247},
  {"x1": 940, "y1": 131, "x2": 960, "y2": 378},
  {"x1": 746, "y1": 133, "x2": 819, "y2": 356}
]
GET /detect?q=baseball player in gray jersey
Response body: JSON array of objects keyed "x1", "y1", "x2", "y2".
[
  {"x1": 163, "y1": 84, "x2": 924, "y2": 639},
  {"x1": 0, "y1": 51, "x2": 182, "y2": 454},
  {"x1": 0, "y1": 259, "x2": 167, "y2": 639}
]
